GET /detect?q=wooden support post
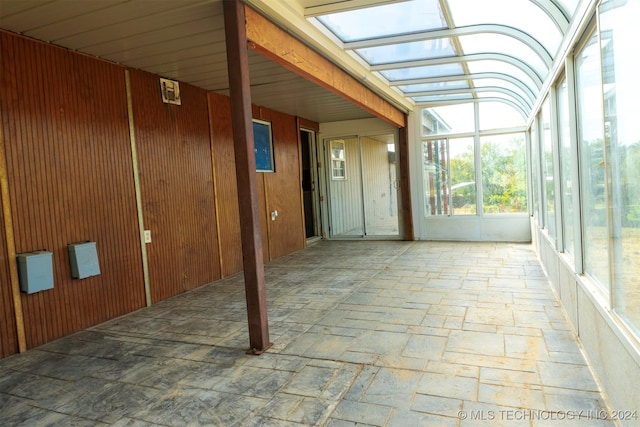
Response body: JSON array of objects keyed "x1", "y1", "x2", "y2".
[
  {"x1": 223, "y1": 0, "x2": 271, "y2": 354},
  {"x1": 0, "y1": 101, "x2": 27, "y2": 353},
  {"x1": 398, "y1": 120, "x2": 414, "y2": 241}
]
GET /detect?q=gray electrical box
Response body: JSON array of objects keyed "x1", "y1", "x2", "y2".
[
  {"x1": 17, "y1": 251, "x2": 54, "y2": 294},
  {"x1": 68, "y1": 241, "x2": 100, "y2": 279}
]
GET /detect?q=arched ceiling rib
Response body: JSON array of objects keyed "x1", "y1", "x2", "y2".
[
  {"x1": 343, "y1": 24, "x2": 553, "y2": 67},
  {"x1": 389, "y1": 72, "x2": 537, "y2": 104},
  {"x1": 370, "y1": 53, "x2": 544, "y2": 88}
]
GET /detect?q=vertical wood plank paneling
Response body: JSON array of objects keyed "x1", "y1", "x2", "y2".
[
  {"x1": 211, "y1": 95, "x2": 306, "y2": 271},
  {"x1": 0, "y1": 30, "x2": 310, "y2": 356},
  {"x1": 130, "y1": 70, "x2": 220, "y2": 303},
  {"x1": 0, "y1": 80, "x2": 18, "y2": 356},
  {"x1": 0, "y1": 203, "x2": 18, "y2": 357},
  {"x1": 208, "y1": 93, "x2": 244, "y2": 276},
  {"x1": 0, "y1": 32, "x2": 145, "y2": 350},
  {"x1": 260, "y1": 109, "x2": 305, "y2": 259}
]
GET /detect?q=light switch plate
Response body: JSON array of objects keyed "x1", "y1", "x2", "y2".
[{"x1": 144, "y1": 230, "x2": 152, "y2": 243}]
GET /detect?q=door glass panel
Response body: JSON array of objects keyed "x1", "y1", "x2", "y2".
[
  {"x1": 327, "y1": 137, "x2": 363, "y2": 236},
  {"x1": 362, "y1": 135, "x2": 399, "y2": 235},
  {"x1": 327, "y1": 136, "x2": 399, "y2": 237}
]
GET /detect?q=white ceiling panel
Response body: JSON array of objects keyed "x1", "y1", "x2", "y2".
[
  {"x1": 61, "y1": 5, "x2": 223, "y2": 53},
  {"x1": 26, "y1": 1, "x2": 194, "y2": 43},
  {"x1": 0, "y1": 0, "x2": 384, "y2": 124},
  {"x1": 0, "y1": 0, "x2": 122, "y2": 35},
  {"x1": 86, "y1": 17, "x2": 223, "y2": 57}
]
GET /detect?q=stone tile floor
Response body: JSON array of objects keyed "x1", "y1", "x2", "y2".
[{"x1": 0, "y1": 241, "x2": 614, "y2": 426}]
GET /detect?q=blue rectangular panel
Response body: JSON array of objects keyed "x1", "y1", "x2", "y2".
[
  {"x1": 68, "y1": 241, "x2": 101, "y2": 279},
  {"x1": 17, "y1": 251, "x2": 54, "y2": 294}
]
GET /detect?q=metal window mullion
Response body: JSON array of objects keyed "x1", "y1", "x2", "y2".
[
  {"x1": 358, "y1": 137, "x2": 367, "y2": 237},
  {"x1": 474, "y1": 102, "x2": 483, "y2": 217},
  {"x1": 526, "y1": 129, "x2": 534, "y2": 216},
  {"x1": 550, "y1": 84, "x2": 564, "y2": 251}
]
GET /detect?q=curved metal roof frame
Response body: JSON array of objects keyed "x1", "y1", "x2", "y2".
[
  {"x1": 344, "y1": 24, "x2": 553, "y2": 68},
  {"x1": 416, "y1": 97, "x2": 530, "y2": 121},
  {"x1": 307, "y1": 0, "x2": 573, "y2": 120},
  {"x1": 390, "y1": 72, "x2": 537, "y2": 104},
  {"x1": 531, "y1": 0, "x2": 571, "y2": 31},
  {"x1": 411, "y1": 86, "x2": 532, "y2": 111},
  {"x1": 370, "y1": 53, "x2": 544, "y2": 88}
]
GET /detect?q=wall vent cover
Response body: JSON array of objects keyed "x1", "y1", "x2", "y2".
[{"x1": 160, "y1": 78, "x2": 181, "y2": 105}]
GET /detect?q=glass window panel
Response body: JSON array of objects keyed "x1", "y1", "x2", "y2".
[
  {"x1": 315, "y1": 0, "x2": 445, "y2": 42},
  {"x1": 600, "y1": 0, "x2": 640, "y2": 336},
  {"x1": 380, "y1": 63, "x2": 464, "y2": 81},
  {"x1": 576, "y1": 31, "x2": 609, "y2": 291},
  {"x1": 481, "y1": 133, "x2": 528, "y2": 214},
  {"x1": 423, "y1": 137, "x2": 476, "y2": 216},
  {"x1": 423, "y1": 104, "x2": 475, "y2": 135},
  {"x1": 458, "y1": 34, "x2": 547, "y2": 79},
  {"x1": 448, "y1": 0, "x2": 562, "y2": 55},
  {"x1": 478, "y1": 100, "x2": 526, "y2": 129},
  {"x1": 530, "y1": 122, "x2": 541, "y2": 220},
  {"x1": 399, "y1": 81, "x2": 469, "y2": 93},
  {"x1": 558, "y1": 78, "x2": 575, "y2": 256},
  {"x1": 540, "y1": 98, "x2": 556, "y2": 242},
  {"x1": 414, "y1": 94, "x2": 473, "y2": 103},
  {"x1": 355, "y1": 39, "x2": 455, "y2": 65},
  {"x1": 467, "y1": 60, "x2": 539, "y2": 96}
]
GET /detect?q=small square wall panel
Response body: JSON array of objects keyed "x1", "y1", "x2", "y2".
[
  {"x1": 68, "y1": 242, "x2": 100, "y2": 279},
  {"x1": 17, "y1": 251, "x2": 54, "y2": 294}
]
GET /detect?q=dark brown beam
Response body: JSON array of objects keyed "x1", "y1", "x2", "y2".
[
  {"x1": 223, "y1": 0, "x2": 271, "y2": 353},
  {"x1": 398, "y1": 121, "x2": 414, "y2": 240}
]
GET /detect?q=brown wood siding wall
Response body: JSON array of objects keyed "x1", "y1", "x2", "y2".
[
  {"x1": 130, "y1": 70, "x2": 221, "y2": 303},
  {"x1": 211, "y1": 96, "x2": 305, "y2": 275},
  {"x1": 257, "y1": 108, "x2": 305, "y2": 259},
  {"x1": 208, "y1": 93, "x2": 244, "y2": 277},
  {"x1": 0, "y1": 32, "x2": 309, "y2": 357},
  {"x1": 0, "y1": 204, "x2": 17, "y2": 358},
  {"x1": 0, "y1": 33, "x2": 146, "y2": 349}
]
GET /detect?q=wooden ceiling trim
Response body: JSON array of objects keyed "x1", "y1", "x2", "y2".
[{"x1": 244, "y1": 5, "x2": 405, "y2": 128}]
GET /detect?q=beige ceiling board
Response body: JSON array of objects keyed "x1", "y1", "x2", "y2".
[
  {"x1": 0, "y1": 0, "x2": 51, "y2": 16},
  {"x1": 0, "y1": 0, "x2": 122, "y2": 35},
  {"x1": 0, "y1": 0, "x2": 384, "y2": 125},
  {"x1": 302, "y1": 0, "x2": 400, "y2": 16},
  {"x1": 63, "y1": 7, "x2": 224, "y2": 54},
  {"x1": 100, "y1": 30, "x2": 225, "y2": 66}
]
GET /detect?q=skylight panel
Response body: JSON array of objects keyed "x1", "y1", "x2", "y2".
[
  {"x1": 399, "y1": 81, "x2": 470, "y2": 93},
  {"x1": 380, "y1": 63, "x2": 465, "y2": 81},
  {"x1": 467, "y1": 60, "x2": 539, "y2": 95},
  {"x1": 315, "y1": 0, "x2": 446, "y2": 42},
  {"x1": 413, "y1": 94, "x2": 474, "y2": 103},
  {"x1": 355, "y1": 39, "x2": 456, "y2": 65},
  {"x1": 458, "y1": 33, "x2": 547, "y2": 79}
]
